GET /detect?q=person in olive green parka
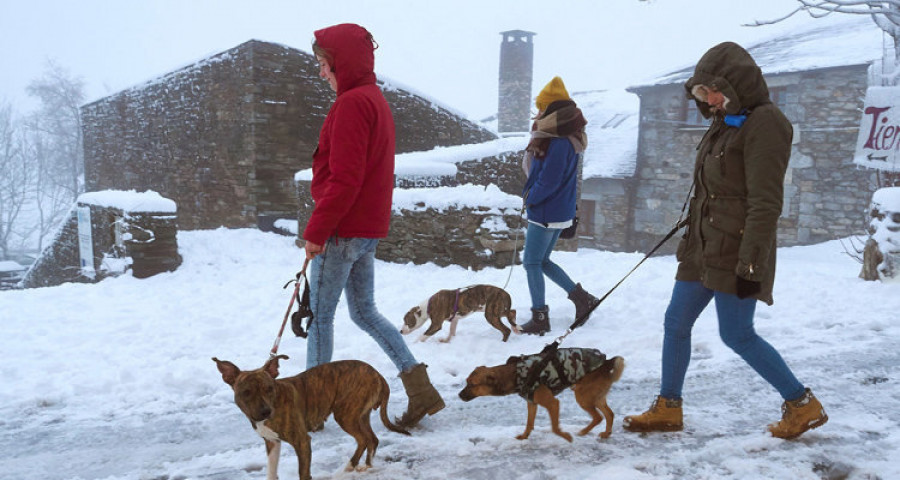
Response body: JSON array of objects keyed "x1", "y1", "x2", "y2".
[{"x1": 623, "y1": 42, "x2": 828, "y2": 440}]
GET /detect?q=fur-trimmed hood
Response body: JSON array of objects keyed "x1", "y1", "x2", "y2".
[{"x1": 684, "y1": 42, "x2": 770, "y2": 118}]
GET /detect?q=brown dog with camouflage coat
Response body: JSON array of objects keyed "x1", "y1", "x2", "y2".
[
  {"x1": 401, "y1": 284, "x2": 518, "y2": 342},
  {"x1": 458, "y1": 348, "x2": 625, "y2": 442},
  {"x1": 212, "y1": 355, "x2": 409, "y2": 480}
]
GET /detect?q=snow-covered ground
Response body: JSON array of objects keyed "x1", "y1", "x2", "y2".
[{"x1": 1, "y1": 228, "x2": 898, "y2": 480}]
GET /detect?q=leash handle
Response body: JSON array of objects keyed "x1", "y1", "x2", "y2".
[{"x1": 270, "y1": 257, "x2": 312, "y2": 358}]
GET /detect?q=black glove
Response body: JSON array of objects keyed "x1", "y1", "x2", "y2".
[{"x1": 735, "y1": 276, "x2": 761, "y2": 299}]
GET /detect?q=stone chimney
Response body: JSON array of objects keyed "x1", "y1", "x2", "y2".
[{"x1": 498, "y1": 30, "x2": 536, "y2": 134}]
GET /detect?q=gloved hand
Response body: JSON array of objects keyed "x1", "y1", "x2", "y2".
[{"x1": 735, "y1": 276, "x2": 761, "y2": 299}]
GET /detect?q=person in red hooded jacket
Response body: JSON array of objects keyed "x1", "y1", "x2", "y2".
[{"x1": 302, "y1": 23, "x2": 444, "y2": 428}]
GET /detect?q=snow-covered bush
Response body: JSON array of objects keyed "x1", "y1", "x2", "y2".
[{"x1": 863, "y1": 187, "x2": 900, "y2": 282}]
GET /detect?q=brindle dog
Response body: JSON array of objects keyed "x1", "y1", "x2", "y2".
[
  {"x1": 213, "y1": 355, "x2": 409, "y2": 480},
  {"x1": 401, "y1": 284, "x2": 518, "y2": 342}
]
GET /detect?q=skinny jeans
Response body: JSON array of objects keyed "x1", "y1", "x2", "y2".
[
  {"x1": 660, "y1": 280, "x2": 806, "y2": 401},
  {"x1": 522, "y1": 222, "x2": 576, "y2": 309},
  {"x1": 306, "y1": 237, "x2": 418, "y2": 373}
]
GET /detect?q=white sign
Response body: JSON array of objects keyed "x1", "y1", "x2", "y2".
[
  {"x1": 76, "y1": 206, "x2": 96, "y2": 279},
  {"x1": 854, "y1": 86, "x2": 900, "y2": 173}
]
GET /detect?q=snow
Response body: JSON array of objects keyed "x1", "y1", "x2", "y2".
[
  {"x1": 870, "y1": 187, "x2": 900, "y2": 259},
  {"x1": 637, "y1": 15, "x2": 881, "y2": 88},
  {"x1": 2, "y1": 228, "x2": 898, "y2": 479},
  {"x1": 572, "y1": 89, "x2": 639, "y2": 179},
  {"x1": 392, "y1": 184, "x2": 521, "y2": 213},
  {"x1": 0, "y1": 260, "x2": 26, "y2": 273},
  {"x1": 78, "y1": 190, "x2": 177, "y2": 213},
  {"x1": 296, "y1": 138, "x2": 526, "y2": 183},
  {"x1": 872, "y1": 186, "x2": 900, "y2": 211}
]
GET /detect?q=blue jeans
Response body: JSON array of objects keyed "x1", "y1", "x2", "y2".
[
  {"x1": 660, "y1": 280, "x2": 805, "y2": 401},
  {"x1": 522, "y1": 222, "x2": 576, "y2": 309},
  {"x1": 306, "y1": 237, "x2": 418, "y2": 373}
]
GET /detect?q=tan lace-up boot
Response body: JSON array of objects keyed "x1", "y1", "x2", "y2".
[
  {"x1": 623, "y1": 395, "x2": 683, "y2": 432},
  {"x1": 768, "y1": 388, "x2": 828, "y2": 439}
]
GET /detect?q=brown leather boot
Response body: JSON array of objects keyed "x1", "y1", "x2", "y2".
[
  {"x1": 396, "y1": 363, "x2": 445, "y2": 428},
  {"x1": 768, "y1": 388, "x2": 828, "y2": 439},
  {"x1": 623, "y1": 395, "x2": 683, "y2": 432},
  {"x1": 519, "y1": 306, "x2": 550, "y2": 336}
]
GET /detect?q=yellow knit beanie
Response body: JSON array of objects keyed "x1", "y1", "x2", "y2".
[{"x1": 535, "y1": 76, "x2": 570, "y2": 111}]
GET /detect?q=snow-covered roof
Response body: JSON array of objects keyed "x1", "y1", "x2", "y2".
[
  {"x1": 635, "y1": 15, "x2": 882, "y2": 89},
  {"x1": 573, "y1": 89, "x2": 639, "y2": 179},
  {"x1": 0, "y1": 260, "x2": 25, "y2": 273},
  {"x1": 78, "y1": 190, "x2": 177, "y2": 213}
]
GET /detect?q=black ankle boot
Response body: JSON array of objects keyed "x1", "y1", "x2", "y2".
[
  {"x1": 568, "y1": 283, "x2": 600, "y2": 323},
  {"x1": 520, "y1": 306, "x2": 550, "y2": 335}
]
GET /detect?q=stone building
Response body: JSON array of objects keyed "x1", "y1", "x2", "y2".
[
  {"x1": 81, "y1": 40, "x2": 496, "y2": 232},
  {"x1": 22, "y1": 191, "x2": 180, "y2": 288},
  {"x1": 578, "y1": 17, "x2": 884, "y2": 254}
]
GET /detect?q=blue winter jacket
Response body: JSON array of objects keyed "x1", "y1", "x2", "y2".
[{"x1": 522, "y1": 137, "x2": 579, "y2": 225}]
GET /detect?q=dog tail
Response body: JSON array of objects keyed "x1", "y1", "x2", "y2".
[
  {"x1": 378, "y1": 376, "x2": 411, "y2": 436},
  {"x1": 608, "y1": 356, "x2": 625, "y2": 383}
]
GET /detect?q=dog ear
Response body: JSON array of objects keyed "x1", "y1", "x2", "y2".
[
  {"x1": 212, "y1": 357, "x2": 240, "y2": 386},
  {"x1": 263, "y1": 354, "x2": 289, "y2": 378}
]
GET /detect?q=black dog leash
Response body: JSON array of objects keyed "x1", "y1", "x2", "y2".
[{"x1": 522, "y1": 217, "x2": 688, "y2": 390}]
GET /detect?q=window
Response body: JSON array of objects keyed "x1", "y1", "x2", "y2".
[{"x1": 577, "y1": 200, "x2": 595, "y2": 239}]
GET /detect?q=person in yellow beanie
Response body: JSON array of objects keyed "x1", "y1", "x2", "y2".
[
  {"x1": 535, "y1": 76, "x2": 570, "y2": 112},
  {"x1": 519, "y1": 76, "x2": 600, "y2": 335}
]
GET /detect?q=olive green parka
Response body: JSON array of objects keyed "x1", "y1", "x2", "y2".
[{"x1": 676, "y1": 42, "x2": 792, "y2": 305}]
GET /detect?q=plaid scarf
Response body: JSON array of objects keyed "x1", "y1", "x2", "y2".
[{"x1": 522, "y1": 100, "x2": 588, "y2": 174}]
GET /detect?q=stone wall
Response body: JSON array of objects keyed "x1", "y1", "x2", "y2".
[
  {"x1": 621, "y1": 64, "x2": 875, "y2": 254},
  {"x1": 579, "y1": 177, "x2": 633, "y2": 251},
  {"x1": 82, "y1": 42, "x2": 260, "y2": 230},
  {"x1": 82, "y1": 40, "x2": 496, "y2": 232},
  {"x1": 295, "y1": 151, "x2": 540, "y2": 269},
  {"x1": 381, "y1": 206, "x2": 525, "y2": 270},
  {"x1": 22, "y1": 204, "x2": 180, "y2": 288}
]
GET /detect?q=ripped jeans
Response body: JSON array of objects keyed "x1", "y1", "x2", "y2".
[{"x1": 306, "y1": 237, "x2": 418, "y2": 373}]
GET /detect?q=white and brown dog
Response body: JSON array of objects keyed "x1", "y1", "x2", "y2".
[{"x1": 401, "y1": 284, "x2": 518, "y2": 342}]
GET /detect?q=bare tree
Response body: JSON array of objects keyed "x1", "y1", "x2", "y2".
[
  {"x1": 27, "y1": 128, "x2": 71, "y2": 253},
  {"x1": 0, "y1": 102, "x2": 33, "y2": 260},
  {"x1": 748, "y1": 1, "x2": 900, "y2": 83},
  {"x1": 25, "y1": 60, "x2": 85, "y2": 202}
]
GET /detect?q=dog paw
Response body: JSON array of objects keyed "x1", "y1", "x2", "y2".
[
  {"x1": 560, "y1": 432, "x2": 573, "y2": 443},
  {"x1": 356, "y1": 465, "x2": 371, "y2": 472},
  {"x1": 515, "y1": 433, "x2": 530, "y2": 440},
  {"x1": 599, "y1": 431, "x2": 612, "y2": 439}
]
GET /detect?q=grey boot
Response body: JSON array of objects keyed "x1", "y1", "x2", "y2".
[
  {"x1": 396, "y1": 363, "x2": 445, "y2": 428},
  {"x1": 520, "y1": 306, "x2": 550, "y2": 335},
  {"x1": 568, "y1": 283, "x2": 600, "y2": 323}
]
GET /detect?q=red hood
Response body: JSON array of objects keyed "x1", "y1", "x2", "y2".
[{"x1": 314, "y1": 23, "x2": 377, "y2": 95}]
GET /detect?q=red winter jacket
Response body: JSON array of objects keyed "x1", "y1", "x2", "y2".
[{"x1": 302, "y1": 24, "x2": 395, "y2": 246}]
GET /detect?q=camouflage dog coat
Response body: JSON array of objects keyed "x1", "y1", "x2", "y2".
[{"x1": 510, "y1": 348, "x2": 607, "y2": 401}]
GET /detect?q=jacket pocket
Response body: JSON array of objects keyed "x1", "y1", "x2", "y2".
[{"x1": 700, "y1": 199, "x2": 745, "y2": 270}]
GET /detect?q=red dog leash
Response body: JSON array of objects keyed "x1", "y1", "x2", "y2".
[{"x1": 270, "y1": 258, "x2": 310, "y2": 358}]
